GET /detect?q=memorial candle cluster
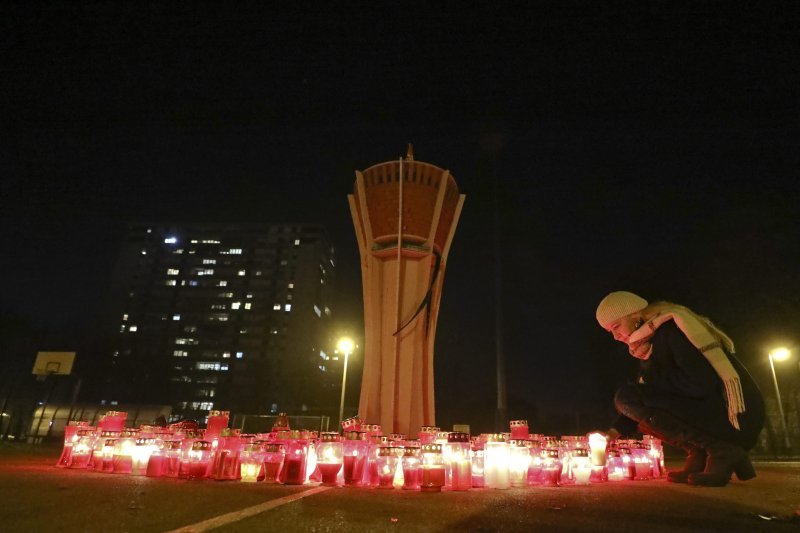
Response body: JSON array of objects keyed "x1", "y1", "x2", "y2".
[{"x1": 54, "y1": 411, "x2": 664, "y2": 491}]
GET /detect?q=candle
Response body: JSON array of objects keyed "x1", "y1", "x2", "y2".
[
  {"x1": 420, "y1": 444, "x2": 445, "y2": 493},
  {"x1": 587, "y1": 433, "x2": 608, "y2": 467},
  {"x1": 508, "y1": 440, "x2": 530, "y2": 488},
  {"x1": 402, "y1": 447, "x2": 421, "y2": 490},
  {"x1": 509, "y1": 420, "x2": 529, "y2": 440},
  {"x1": 450, "y1": 459, "x2": 472, "y2": 491},
  {"x1": 184, "y1": 440, "x2": 212, "y2": 480},
  {"x1": 484, "y1": 435, "x2": 510, "y2": 489},
  {"x1": 146, "y1": 454, "x2": 165, "y2": 477},
  {"x1": 240, "y1": 462, "x2": 261, "y2": 482},
  {"x1": 471, "y1": 449, "x2": 485, "y2": 488},
  {"x1": 187, "y1": 461, "x2": 209, "y2": 479},
  {"x1": 378, "y1": 466, "x2": 395, "y2": 488},
  {"x1": 543, "y1": 466, "x2": 561, "y2": 486},
  {"x1": 376, "y1": 447, "x2": 398, "y2": 489},
  {"x1": 318, "y1": 462, "x2": 342, "y2": 485},
  {"x1": 420, "y1": 465, "x2": 445, "y2": 492}
]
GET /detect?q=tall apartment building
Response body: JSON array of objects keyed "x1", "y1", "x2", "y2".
[{"x1": 103, "y1": 223, "x2": 338, "y2": 421}]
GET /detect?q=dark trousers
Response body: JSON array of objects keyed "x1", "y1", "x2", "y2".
[{"x1": 613, "y1": 383, "x2": 762, "y2": 450}]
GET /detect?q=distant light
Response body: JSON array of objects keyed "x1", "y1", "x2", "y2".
[
  {"x1": 236, "y1": 351, "x2": 244, "y2": 359},
  {"x1": 770, "y1": 347, "x2": 791, "y2": 362},
  {"x1": 164, "y1": 237, "x2": 178, "y2": 244},
  {"x1": 337, "y1": 337, "x2": 354, "y2": 354}
]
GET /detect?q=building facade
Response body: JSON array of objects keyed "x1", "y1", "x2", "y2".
[{"x1": 103, "y1": 223, "x2": 337, "y2": 421}]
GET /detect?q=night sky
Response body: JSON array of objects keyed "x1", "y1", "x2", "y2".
[{"x1": 3, "y1": 2, "x2": 799, "y2": 432}]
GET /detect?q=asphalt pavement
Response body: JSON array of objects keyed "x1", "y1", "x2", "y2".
[{"x1": 1, "y1": 443, "x2": 798, "y2": 532}]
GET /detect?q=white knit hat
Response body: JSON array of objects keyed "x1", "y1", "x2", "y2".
[{"x1": 596, "y1": 291, "x2": 649, "y2": 330}]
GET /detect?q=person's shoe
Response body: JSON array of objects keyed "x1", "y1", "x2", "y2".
[
  {"x1": 687, "y1": 441, "x2": 747, "y2": 487},
  {"x1": 733, "y1": 456, "x2": 756, "y2": 481},
  {"x1": 665, "y1": 446, "x2": 706, "y2": 483}
]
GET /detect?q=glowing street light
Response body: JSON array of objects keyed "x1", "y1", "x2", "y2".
[
  {"x1": 768, "y1": 347, "x2": 792, "y2": 450},
  {"x1": 337, "y1": 337, "x2": 355, "y2": 428}
]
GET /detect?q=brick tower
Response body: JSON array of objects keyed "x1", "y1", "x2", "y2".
[{"x1": 348, "y1": 147, "x2": 465, "y2": 435}]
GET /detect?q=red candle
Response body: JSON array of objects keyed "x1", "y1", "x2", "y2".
[
  {"x1": 263, "y1": 460, "x2": 282, "y2": 483},
  {"x1": 402, "y1": 466, "x2": 419, "y2": 490},
  {"x1": 165, "y1": 456, "x2": 181, "y2": 477},
  {"x1": 187, "y1": 461, "x2": 208, "y2": 479},
  {"x1": 420, "y1": 466, "x2": 445, "y2": 493},
  {"x1": 283, "y1": 457, "x2": 306, "y2": 485},
  {"x1": 113, "y1": 455, "x2": 133, "y2": 474},
  {"x1": 318, "y1": 462, "x2": 342, "y2": 485},
  {"x1": 343, "y1": 455, "x2": 365, "y2": 486},
  {"x1": 367, "y1": 460, "x2": 380, "y2": 487},
  {"x1": 543, "y1": 466, "x2": 561, "y2": 486},
  {"x1": 146, "y1": 455, "x2": 165, "y2": 477},
  {"x1": 69, "y1": 451, "x2": 91, "y2": 469}
]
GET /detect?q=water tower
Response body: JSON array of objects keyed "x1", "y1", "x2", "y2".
[{"x1": 348, "y1": 147, "x2": 465, "y2": 435}]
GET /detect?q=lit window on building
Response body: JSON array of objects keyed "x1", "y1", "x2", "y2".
[
  {"x1": 173, "y1": 314, "x2": 181, "y2": 321},
  {"x1": 196, "y1": 388, "x2": 215, "y2": 398},
  {"x1": 273, "y1": 304, "x2": 281, "y2": 310},
  {"x1": 231, "y1": 302, "x2": 241, "y2": 310},
  {"x1": 128, "y1": 325, "x2": 138, "y2": 332},
  {"x1": 198, "y1": 268, "x2": 214, "y2": 276},
  {"x1": 166, "y1": 280, "x2": 177, "y2": 286},
  {"x1": 227, "y1": 248, "x2": 242, "y2": 255},
  {"x1": 280, "y1": 260, "x2": 288, "y2": 266},
  {"x1": 189, "y1": 280, "x2": 199, "y2": 286},
  {"x1": 271, "y1": 403, "x2": 278, "y2": 413},
  {"x1": 288, "y1": 283, "x2": 294, "y2": 289},
  {"x1": 255, "y1": 270, "x2": 262, "y2": 276},
  {"x1": 222, "y1": 352, "x2": 231, "y2": 358},
  {"x1": 147, "y1": 228, "x2": 152, "y2": 233},
  {"x1": 120, "y1": 325, "x2": 126, "y2": 333},
  {"x1": 211, "y1": 304, "x2": 226, "y2": 310},
  {"x1": 236, "y1": 351, "x2": 244, "y2": 359},
  {"x1": 184, "y1": 326, "x2": 197, "y2": 333},
  {"x1": 175, "y1": 338, "x2": 198, "y2": 345},
  {"x1": 174, "y1": 248, "x2": 184, "y2": 254},
  {"x1": 167, "y1": 268, "x2": 180, "y2": 276},
  {"x1": 209, "y1": 314, "x2": 229, "y2": 321},
  {"x1": 202, "y1": 240, "x2": 221, "y2": 244},
  {"x1": 319, "y1": 350, "x2": 327, "y2": 359},
  {"x1": 319, "y1": 365, "x2": 326, "y2": 372},
  {"x1": 164, "y1": 237, "x2": 178, "y2": 244},
  {"x1": 173, "y1": 350, "x2": 188, "y2": 357},
  {"x1": 313, "y1": 305, "x2": 322, "y2": 318},
  {"x1": 196, "y1": 362, "x2": 222, "y2": 371},
  {"x1": 324, "y1": 306, "x2": 332, "y2": 317},
  {"x1": 203, "y1": 259, "x2": 216, "y2": 265},
  {"x1": 141, "y1": 249, "x2": 147, "y2": 255},
  {"x1": 190, "y1": 239, "x2": 198, "y2": 244},
  {"x1": 122, "y1": 314, "x2": 128, "y2": 321},
  {"x1": 217, "y1": 280, "x2": 227, "y2": 287},
  {"x1": 238, "y1": 270, "x2": 246, "y2": 276},
  {"x1": 246, "y1": 293, "x2": 253, "y2": 298},
  {"x1": 284, "y1": 304, "x2": 292, "y2": 312},
  {"x1": 244, "y1": 303, "x2": 252, "y2": 310},
  {"x1": 294, "y1": 239, "x2": 300, "y2": 246}
]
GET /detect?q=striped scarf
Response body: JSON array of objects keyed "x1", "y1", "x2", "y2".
[{"x1": 627, "y1": 304, "x2": 745, "y2": 430}]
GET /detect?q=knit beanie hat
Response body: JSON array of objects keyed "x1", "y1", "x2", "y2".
[{"x1": 596, "y1": 291, "x2": 649, "y2": 330}]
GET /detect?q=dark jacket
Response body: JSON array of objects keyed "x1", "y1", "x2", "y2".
[{"x1": 616, "y1": 320, "x2": 764, "y2": 449}]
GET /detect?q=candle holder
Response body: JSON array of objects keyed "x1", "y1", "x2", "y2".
[
  {"x1": 184, "y1": 440, "x2": 212, "y2": 480},
  {"x1": 570, "y1": 447, "x2": 592, "y2": 485},
  {"x1": 402, "y1": 447, "x2": 421, "y2": 490},
  {"x1": 509, "y1": 420, "x2": 529, "y2": 440},
  {"x1": 272, "y1": 412, "x2": 291, "y2": 432},
  {"x1": 263, "y1": 443, "x2": 285, "y2": 483},
  {"x1": 470, "y1": 447, "x2": 485, "y2": 488},
  {"x1": 508, "y1": 439, "x2": 531, "y2": 488},
  {"x1": 484, "y1": 434, "x2": 510, "y2": 489},
  {"x1": 210, "y1": 434, "x2": 244, "y2": 481},
  {"x1": 98, "y1": 411, "x2": 128, "y2": 433},
  {"x1": 643, "y1": 435, "x2": 665, "y2": 478},
  {"x1": 631, "y1": 441, "x2": 651, "y2": 480},
  {"x1": 365, "y1": 435, "x2": 389, "y2": 487},
  {"x1": 606, "y1": 448, "x2": 627, "y2": 481},
  {"x1": 420, "y1": 444, "x2": 446, "y2": 493},
  {"x1": 239, "y1": 443, "x2": 265, "y2": 483},
  {"x1": 281, "y1": 438, "x2": 309, "y2": 485},
  {"x1": 525, "y1": 440, "x2": 543, "y2": 486},
  {"x1": 316, "y1": 433, "x2": 343, "y2": 486},
  {"x1": 341, "y1": 416, "x2": 362, "y2": 432},
  {"x1": 342, "y1": 431, "x2": 368, "y2": 487},
  {"x1": 67, "y1": 430, "x2": 95, "y2": 469},
  {"x1": 112, "y1": 430, "x2": 139, "y2": 474},
  {"x1": 57, "y1": 421, "x2": 90, "y2": 467},
  {"x1": 205, "y1": 410, "x2": 230, "y2": 441},
  {"x1": 361, "y1": 424, "x2": 382, "y2": 438},
  {"x1": 90, "y1": 431, "x2": 118, "y2": 471},
  {"x1": 446, "y1": 432, "x2": 471, "y2": 491},
  {"x1": 162, "y1": 440, "x2": 183, "y2": 477},
  {"x1": 542, "y1": 446, "x2": 562, "y2": 486},
  {"x1": 418, "y1": 426, "x2": 439, "y2": 445},
  {"x1": 132, "y1": 438, "x2": 157, "y2": 476},
  {"x1": 376, "y1": 447, "x2": 399, "y2": 488}
]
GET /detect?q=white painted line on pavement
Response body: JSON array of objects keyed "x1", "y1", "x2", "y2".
[{"x1": 164, "y1": 485, "x2": 332, "y2": 533}]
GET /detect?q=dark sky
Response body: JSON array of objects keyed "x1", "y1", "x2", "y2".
[{"x1": 3, "y1": 2, "x2": 799, "y2": 430}]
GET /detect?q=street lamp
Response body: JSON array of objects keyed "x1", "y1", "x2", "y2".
[
  {"x1": 337, "y1": 337, "x2": 355, "y2": 429},
  {"x1": 768, "y1": 347, "x2": 792, "y2": 451}
]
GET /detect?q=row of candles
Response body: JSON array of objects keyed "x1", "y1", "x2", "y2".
[{"x1": 56, "y1": 412, "x2": 665, "y2": 492}]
